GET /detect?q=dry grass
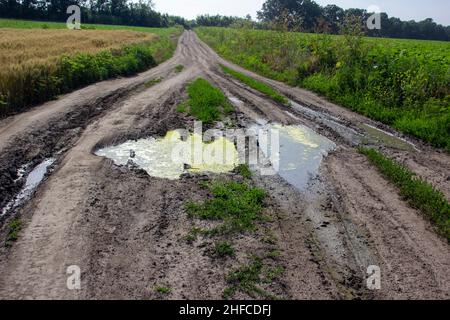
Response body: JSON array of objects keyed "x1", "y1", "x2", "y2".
[{"x1": 0, "y1": 29, "x2": 156, "y2": 68}]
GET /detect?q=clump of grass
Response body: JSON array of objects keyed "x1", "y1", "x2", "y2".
[
  {"x1": 5, "y1": 218, "x2": 22, "y2": 247},
  {"x1": 236, "y1": 164, "x2": 252, "y2": 179},
  {"x1": 176, "y1": 101, "x2": 188, "y2": 113},
  {"x1": 185, "y1": 180, "x2": 266, "y2": 235},
  {"x1": 183, "y1": 227, "x2": 204, "y2": 243},
  {"x1": 154, "y1": 285, "x2": 172, "y2": 294},
  {"x1": 145, "y1": 77, "x2": 162, "y2": 88},
  {"x1": 223, "y1": 255, "x2": 281, "y2": 299},
  {"x1": 359, "y1": 147, "x2": 450, "y2": 240},
  {"x1": 220, "y1": 65, "x2": 288, "y2": 105},
  {"x1": 213, "y1": 241, "x2": 235, "y2": 257},
  {"x1": 266, "y1": 250, "x2": 281, "y2": 260},
  {"x1": 175, "y1": 64, "x2": 184, "y2": 73},
  {"x1": 181, "y1": 78, "x2": 234, "y2": 124}
]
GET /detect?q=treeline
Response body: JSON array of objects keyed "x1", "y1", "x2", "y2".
[
  {"x1": 256, "y1": 0, "x2": 450, "y2": 41},
  {"x1": 0, "y1": 0, "x2": 189, "y2": 28},
  {"x1": 193, "y1": 1, "x2": 450, "y2": 41}
]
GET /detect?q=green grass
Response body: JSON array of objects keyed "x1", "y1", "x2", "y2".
[
  {"x1": 5, "y1": 218, "x2": 22, "y2": 247},
  {"x1": 197, "y1": 27, "x2": 450, "y2": 151},
  {"x1": 175, "y1": 64, "x2": 184, "y2": 73},
  {"x1": 220, "y1": 65, "x2": 289, "y2": 105},
  {"x1": 186, "y1": 180, "x2": 266, "y2": 236},
  {"x1": 235, "y1": 164, "x2": 252, "y2": 179},
  {"x1": 154, "y1": 285, "x2": 172, "y2": 294},
  {"x1": 182, "y1": 78, "x2": 234, "y2": 124},
  {"x1": 213, "y1": 241, "x2": 235, "y2": 257},
  {"x1": 145, "y1": 77, "x2": 163, "y2": 88},
  {"x1": 223, "y1": 255, "x2": 281, "y2": 299},
  {"x1": 359, "y1": 147, "x2": 450, "y2": 240}
]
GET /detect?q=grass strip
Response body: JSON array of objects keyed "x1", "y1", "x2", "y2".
[
  {"x1": 183, "y1": 78, "x2": 234, "y2": 124},
  {"x1": 220, "y1": 65, "x2": 288, "y2": 105},
  {"x1": 359, "y1": 147, "x2": 450, "y2": 240},
  {"x1": 186, "y1": 180, "x2": 266, "y2": 235}
]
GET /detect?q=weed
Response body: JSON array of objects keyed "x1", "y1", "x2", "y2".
[
  {"x1": 359, "y1": 147, "x2": 450, "y2": 240},
  {"x1": 145, "y1": 77, "x2": 162, "y2": 88},
  {"x1": 5, "y1": 218, "x2": 22, "y2": 247},
  {"x1": 154, "y1": 285, "x2": 172, "y2": 294},
  {"x1": 235, "y1": 164, "x2": 252, "y2": 179},
  {"x1": 175, "y1": 64, "x2": 184, "y2": 73},
  {"x1": 185, "y1": 180, "x2": 266, "y2": 235},
  {"x1": 220, "y1": 65, "x2": 288, "y2": 105},
  {"x1": 264, "y1": 266, "x2": 285, "y2": 283},
  {"x1": 223, "y1": 256, "x2": 279, "y2": 299},
  {"x1": 266, "y1": 250, "x2": 281, "y2": 260},
  {"x1": 213, "y1": 241, "x2": 235, "y2": 257}
]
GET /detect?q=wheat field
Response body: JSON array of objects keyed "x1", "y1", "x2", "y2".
[{"x1": 0, "y1": 29, "x2": 156, "y2": 68}]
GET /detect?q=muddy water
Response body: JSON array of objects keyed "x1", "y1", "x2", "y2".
[
  {"x1": 95, "y1": 131, "x2": 239, "y2": 180},
  {"x1": 1, "y1": 158, "x2": 55, "y2": 217},
  {"x1": 252, "y1": 123, "x2": 336, "y2": 191}
]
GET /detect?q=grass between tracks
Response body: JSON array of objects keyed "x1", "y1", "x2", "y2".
[
  {"x1": 178, "y1": 78, "x2": 234, "y2": 124},
  {"x1": 220, "y1": 65, "x2": 288, "y2": 105},
  {"x1": 359, "y1": 147, "x2": 450, "y2": 240}
]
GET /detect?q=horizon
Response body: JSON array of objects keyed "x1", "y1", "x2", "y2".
[{"x1": 152, "y1": 0, "x2": 450, "y2": 26}]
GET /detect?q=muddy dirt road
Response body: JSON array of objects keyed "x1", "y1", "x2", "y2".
[{"x1": 0, "y1": 31, "x2": 448, "y2": 300}]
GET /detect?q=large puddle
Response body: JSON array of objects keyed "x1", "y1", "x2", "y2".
[
  {"x1": 1, "y1": 158, "x2": 55, "y2": 217},
  {"x1": 95, "y1": 131, "x2": 239, "y2": 180},
  {"x1": 95, "y1": 122, "x2": 335, "y2": 191},
  {"x1": 251, "y1": 123, "x2": 336, "y2": 190}
]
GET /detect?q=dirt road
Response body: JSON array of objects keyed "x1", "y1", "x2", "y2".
[{"x1": 0, "y1": 31, "x2": 448, "y2": 300}]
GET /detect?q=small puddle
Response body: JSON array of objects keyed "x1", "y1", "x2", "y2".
[
  {"x1": 1, "y1": 158, "x2": 55, "y2": 217},
  {"x1": 95, "y1": 131, "x2": 239, "y2": 180},
  {"x1": 358, "y1": 123, "x2": 418, "y2": 152},
  {"x1": 251, "y1": 123, "x2": 336, "y2": 191},
  {"x1": 289, "y1": 100, "x2": 363, "y2": 145}
]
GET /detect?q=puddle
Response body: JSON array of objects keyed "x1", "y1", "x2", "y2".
[
  {"x1": 251, "y1": 123, "x2": 336, "y2": 191},
  {"x1": 358, "y1": 123, "x2": 418, "y2": 152},
  {"x1": 289, "y1": 100, "x2": 363, "y2": 145},
  {"x1": 1, "y1": 158, "x2": 55, "y2": 217},
  {"x1": 95, "y1": 131, "x2": 239, "y2": 180}
]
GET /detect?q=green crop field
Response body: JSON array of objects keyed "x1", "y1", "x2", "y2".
[{"x1": 196, "y1": 27, "x2": 450, "y2": 151}]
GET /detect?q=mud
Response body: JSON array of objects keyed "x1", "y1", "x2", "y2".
[{"x1": 0, "y1": 31, "x2": 448, "y2": 300}]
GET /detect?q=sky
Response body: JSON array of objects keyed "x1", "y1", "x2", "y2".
[{"x1": 152, "y1": 0, "x2": 450, "y2": 26}]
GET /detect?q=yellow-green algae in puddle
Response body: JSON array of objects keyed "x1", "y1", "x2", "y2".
[{"x1": 95, "y1": 131, "x2": 239, "y2": 180}]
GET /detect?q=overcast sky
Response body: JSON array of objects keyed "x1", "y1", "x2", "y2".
[{"x1": 152, "y1": 0, "x2": 450, "y2": 25}]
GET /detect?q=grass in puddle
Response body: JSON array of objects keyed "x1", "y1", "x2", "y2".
[
  {"x1": 359, "y1": 147, "x2": 450, "y2": 240},
  {"x1": 180, "y1": 78, "x2": 234, "y2": 124},
  {"x1": 186, "y1": 180, "x2": 266, "y2": 236},
  {"x1": 220, "y1": 65, "x2": 289, "y2": 105},
  {"x1": 5, "y1": 218, "x2": 22, "y2": 247},
  {"x1": 223, "y1": 255, "x2": 282, "y2": 299},
  {"x1": 213, "y1": 241, "x2": 235, "y2": 257}
]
